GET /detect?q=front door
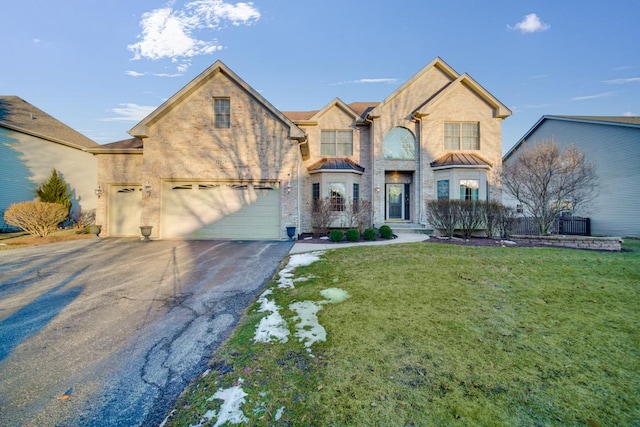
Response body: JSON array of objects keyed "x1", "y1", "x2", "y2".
[{"x1": 386, "y1": 184, "x2": 409, "y2": 220}]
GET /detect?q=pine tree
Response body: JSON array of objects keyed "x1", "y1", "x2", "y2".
[{"x1": 36, "y1": 169, "x2": 72, "y2": 211}]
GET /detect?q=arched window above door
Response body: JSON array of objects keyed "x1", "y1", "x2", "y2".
[{"x1": 383, "y1": 127, "x2": 416, "y2": 159}]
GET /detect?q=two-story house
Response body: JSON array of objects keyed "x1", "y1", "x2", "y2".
[{"x1": 91, "y1": 58, "x2": 510, "y2": 239}]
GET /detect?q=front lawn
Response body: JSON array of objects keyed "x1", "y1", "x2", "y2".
[{"x1": 165, "y1": 240, "x2": 640, "y2": 426}]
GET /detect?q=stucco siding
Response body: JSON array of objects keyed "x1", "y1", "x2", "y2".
[{"x1": 507, "y1": 119, "x2": 640, "y2": 237}]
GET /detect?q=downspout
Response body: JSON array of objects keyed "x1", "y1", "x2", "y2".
[
  {"x1": 412, "y1": 112, "x2": 426, "y2": 226},
  {"x1": 296, "y1": 139, "x2": 307, "y2": 237},
  {"x1": 365, "y1": 114, "x2": 377, "y2": 227}
]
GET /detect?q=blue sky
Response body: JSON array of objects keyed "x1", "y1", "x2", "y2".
[{"x1": 2, "y1": 0, "x2": 639, "y2": 153}]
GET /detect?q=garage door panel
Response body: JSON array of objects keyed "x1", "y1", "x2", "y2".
[
  {"x1": 162, "y1": 182, "x2": 280, "y2": 239},
  {"x1": 109, "y1": 186, "x2": 142, "y2": 237}
]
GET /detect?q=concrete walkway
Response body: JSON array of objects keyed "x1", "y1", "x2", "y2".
[{"x1": 289, "y1": 232, "x2": 429, "y2": 254}]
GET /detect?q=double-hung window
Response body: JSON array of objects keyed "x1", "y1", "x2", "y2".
[
  {"x1": 321, "y1": 130, "x2": 353, "y2": 156},
  {"x1": 444, "y1": 122, "x2": 479, "y2": 150},
  {"x1": 214, "y1": 98, "x2": 230, "y2": 128}
]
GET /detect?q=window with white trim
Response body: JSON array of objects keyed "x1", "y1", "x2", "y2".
[
  {"x1": 444, "y1": 122, "x2": 479, "y2": 150},
  {"x1": 321, "y1": 130, "x2": 353, "y2": 156},
  {"x1": 214, "y1": 98, "x2": 230, "y2": 128},
  {"x1": 437, "y1": 180, "x2": 449, "y2": 200},
  {"x1": 459, "y1": 179, "x2": 479, "y2": 200},
  {"x1": 383, "y1": 127, "x2": 416, "y2": 159},
  {"x1": 329, "y1": 182, "x2": 346, "y2": 211}
]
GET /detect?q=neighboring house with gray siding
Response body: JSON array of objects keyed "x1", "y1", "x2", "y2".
[
  {"x1": 0, "y1": 96, "x2": 99, "y2": 230},
  {"x1": 503, "y1": 115, "x2": 640, "y2": 237},
  {"x1": 91, "y1": 58, "x2": 510, "y2": 240}
]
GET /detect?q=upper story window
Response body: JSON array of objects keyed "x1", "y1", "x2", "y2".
[
  {"x1": 214, "y1": 98, "x2": 230, "y2": 128},
  {"x1": 383, "y1": 127, "x2": 416, "y2": 159},
  {"x1": 444, "y1": 122, "x2": 479, "y2": 150},
  {"x1": 321, "y1": 130, "x2": 353, "y2": 156}
]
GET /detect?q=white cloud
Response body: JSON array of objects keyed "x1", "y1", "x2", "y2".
[
  {"x1": 128, "y1": 0, "x2": 260, "y2": 72},
  {"x1": 603, "y1": 77, "x2": 640, "y2": 84},
  {"x1": 508, "y1": 13, "x2": 550, "y2": 33},
  {"x1": 125, "y1": 70, "x2": 145, "y2": 77},
  {"x1": 571, "y1": 92, "x2": 616, "y2": 101},
  {"x1": 101, "y1": 103, "x2": 157, "y2": 122},
  {"x1": 511, "y1": 103, "x2": 555, "y2": 112},
  {"x1": 623, "y1": 111, "x2": 638, "y2": 116},
  {"x1": 333, "y1": 78, "x2": 399, "y2": 85}
]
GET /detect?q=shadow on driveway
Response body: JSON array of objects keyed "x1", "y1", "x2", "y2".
[{"x1": 0, "y1": 238, "x2": 292, "y2": 426}]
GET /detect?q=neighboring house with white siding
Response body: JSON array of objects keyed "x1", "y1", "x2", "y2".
[
  {"x1": 0, "y1": 96, "x2": 99, "y2": 230},
  {"x1": 503, "y1": 115, "x2": 640, "y2": 237},
  {"x1": 91, "y1": 58, "x2": 510, "y2": 240}
]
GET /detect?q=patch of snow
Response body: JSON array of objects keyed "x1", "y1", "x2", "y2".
[
  {"x1": 206, "y1": 379, "x2": 248, "y2": 427},
  {"x1": 319, "y1": 288, "x2": 350, "y2": 304},
  {"x1": 275, "y1": 406, "x2": 285, "y2": 421},
  {"x1": 254, "y1": 289, "x2": 289, "y2": 343},
  {"x1": 500, "y1": 240, "x2": 517, "y2": 245},
  {"x1": 288, "y1": 251, "x2": 325, "y2": 269},
  {"x1": 159, "y1": 409, "x2": 176, "y2": 427},
  {"x1": 289, "y1": 300, "x2": 326, "y2": 350},
  {"x1": 319, "y1": 236, "x2": 329, "y2": 240},
  {"x1": 277, "y1": 251, "x2": 324, "y2": 289}
]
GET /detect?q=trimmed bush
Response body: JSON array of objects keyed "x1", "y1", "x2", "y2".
[
  {"x1": 363, "y1": 227, "x2": 377, "y2": 241},
  {"x1": 4, "y1": 201, "x2": 69, "y2": 237},
  {"x1": 379, "y1": 225, "x2": 393, "y2": 239},
  {"x1": 329, "y1": 229, "x2": 344, "y2": 242},
  {"x1": 346, "y1": 229, "x2": 360, "y2": 242}
]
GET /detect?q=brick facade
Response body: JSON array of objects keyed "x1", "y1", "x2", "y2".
[{"x1": 92, "y1": 58, "x2": 510, "y2": 239}]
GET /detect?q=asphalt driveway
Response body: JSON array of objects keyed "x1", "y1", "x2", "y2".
[{"x1": 0, "y1": 237, "x2": 292, "y2": 426}]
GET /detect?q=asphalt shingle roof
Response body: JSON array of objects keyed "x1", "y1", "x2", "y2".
[{"x1": 0, "y1": 96, "x2": 98, "y2": 149}]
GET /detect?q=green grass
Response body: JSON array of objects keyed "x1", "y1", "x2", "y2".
[{"x1": 166, "y1": 240, "x2": 640, "y2": 426}]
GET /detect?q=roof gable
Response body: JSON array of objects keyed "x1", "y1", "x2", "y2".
[
  {"x1": 414, "y1": 73, "x2": 511, "y2": 119},
  {"x1": 0, "y1": 96, "x2": 98, "y2": 149},
  {"x1": 129, "y1": 61, "x2": 305, "y2": 140},
  {"x1": 367, "y1": 57, "x2": 460, "y2": 118}
]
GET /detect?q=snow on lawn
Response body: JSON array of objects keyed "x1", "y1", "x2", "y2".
[
  {"x1": 277, "y1": 251, "x2": 325, "y2": 289},
  {"x1": 190, "y1": 379, "x2": 248, "y2": 427},
  {"x1": 254, "y1": 289, "x2": 290, "y2": 343},
  {"x1": 290, "y1": 287, "x2": 351, "y2": 353}
]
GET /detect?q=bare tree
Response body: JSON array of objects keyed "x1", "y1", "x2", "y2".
[
  {"x1": 344, "y1": 199, "x2": 372, "y2": 232},
  {"x1": 503, "y1": 139, "x2": 597, "y2": 235},
  {"x1": 311, "y1": 197, "x2": 336, "y2": 236}
]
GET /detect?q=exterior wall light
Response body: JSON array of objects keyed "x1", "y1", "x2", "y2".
[
  {"x1": 144, "y1": 181, "x2": 152, "y2": 196},
  {"x1": 95, "y1": 186, "x2": 103, "y2": 198}
]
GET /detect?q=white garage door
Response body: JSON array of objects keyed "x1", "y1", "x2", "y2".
[
  {"x1": 161, "y1": 182, "x2": 281, "y2": 239},
  {"x1": 109, "y1": 185, "x2": 142, "y2": 236}
]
